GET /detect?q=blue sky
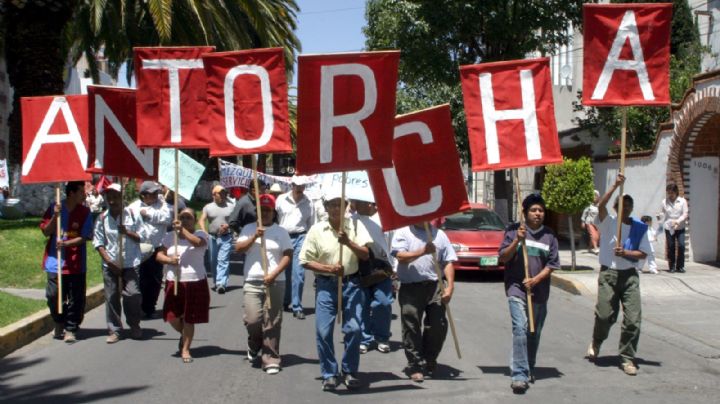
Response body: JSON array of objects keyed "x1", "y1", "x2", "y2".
[{"x1": 294, "y1": 0, "x2": 367, "y2": 54}]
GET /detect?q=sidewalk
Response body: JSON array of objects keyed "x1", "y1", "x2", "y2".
[{"x1": 553, "y1": 247, "x2": 720, "y2": 358}]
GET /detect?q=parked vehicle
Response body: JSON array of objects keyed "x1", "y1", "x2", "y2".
[{"x1": 439, "y1": 204, "x2": 506, "y2": 271}]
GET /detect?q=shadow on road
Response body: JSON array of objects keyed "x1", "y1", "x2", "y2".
[
  {"x1": 477, "y1": 365, "x2": 565, "y2": 381},
  {"x1": 188, "y1": 344, "x2": 246, "y2": 359},
  {"x1": 332, "y1": 371, "x2": 425, "y2": 395},
  {"x1": 592, "y1": 356, "x2": 662, "y2": 368},
  {"x1": 282, "y1": 353, "x2": 320, "y2": 367},
  {"x1": 455, "y1": 271, "x2": 504, "y2": 284},
  {"x1": 0, "y1": 356, "x2": 148, "y2": 403}
]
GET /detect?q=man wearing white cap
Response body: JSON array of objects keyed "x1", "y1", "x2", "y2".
[
  {"x1": 199, "y1": 184, "x2": 236, "y2": 293},
  {"x1": 300, "y1": 187, "x2": 373, "y2": 391},
  {"x1": 276, "y1": 175, "x2": 314, "y2": 318}
]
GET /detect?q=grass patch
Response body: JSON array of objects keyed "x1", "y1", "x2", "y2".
[
  {"x1": 0, "y1": 291, "x2": 47, "y2": 328},
  {"x1": 0, "y1": 218, "x2": 103, "y2": 289}
]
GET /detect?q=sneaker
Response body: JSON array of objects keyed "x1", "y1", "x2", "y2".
[
  {"x1": 322, "y1": 376, "x2": 337, "y2": 391},
  {"x1": 622, "y1": 362, "x2": 638, "y2": 376},
  {"x1": 585, "y1": 341, "x2": 599, "y2": 360},
  {"x1": 247, "y1": 348, "x2": 259, "y2": 363},
  {"x1": 676, "y1": 268, "x2": 686, "y2": 273},
  {"x1": 511, "y1": 380, "x2": 529, "y2": 393},
  {"x1": 410, "y1": 371, "x2": 424, "y2": 383},
  {"x1": 343, "y1": 373, "x2": 361, "y2": 390},
  {"x1": 293, "y1": 311, "x2": 305, "y2": 320},
  {"x1": 53, "y1": 323, "x2": 65, "y2": 340},
  {"x1": 529, "y1": 370, "x2": 536, "y2": 384},
  {"x1": 425, "y1": 361, "x2": 437, "y2": 376},
  {"x1": 265, "y1": 365, "x2": 281, "y2": 375},
  {"x1": 377, "y1": 342, "x2": 391, "y2": 353},
  {"x1": 359, "y1": 344, "x2": 368, "y2": 354},
  {"x1": 217, "y1": 286, "x2": 226, "y2": 294},
  {"x1": 130, "y1": 326, "x2": 143, "y2": 340},
  {"x1": 106, "y1": 332, "x2": 120, "y2": 344},
  {"x1": 63, "y1": 330, "x2": 77, "y2": 344}
]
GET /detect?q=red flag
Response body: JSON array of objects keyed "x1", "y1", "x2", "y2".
[
  {"x1": 368, "y1": 105, "x2": 469, "y2": 231},
  {"x1": 134, "y1": 46, "x2": 215, "y2": 148},
  {"x1": 460, "y1": 58, "x2": 561, "y2": 171},
  {"x1": 87, "y1": 86, "x2": 157, "y2": 179},
  {"x1": 296, "y1": 51, "x2": 400, "y2": 174},
  {"x1": 582, "y1": 3, "x2": 672, "y2": 106},
  {"x1": 203, "y1": 48, "x2": 291, "y2": 156},
  {"x1": 21, "y1": 95, "x2": 92, "y2": 184}
]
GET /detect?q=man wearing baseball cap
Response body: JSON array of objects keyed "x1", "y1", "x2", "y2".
[{"x1": 199, "y1": 184, "x2": 236, "y2": 293}]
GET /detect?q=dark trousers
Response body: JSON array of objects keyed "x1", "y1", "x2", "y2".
[
  {"x1": 398, "y1": 281, "x2": 448, "y2": 372},
  {"x1": 46, "y1": 272, "x2": 87, "y2": 332},
  {"x1": 665, "y1": 229, "x2": 685, "y2": 271},
  {"x1": 592, "y1": 268, "x2": 641, "y2": 364},
  {"x1": 139, "y1": 251, "x2": 163, "y2": 316}
]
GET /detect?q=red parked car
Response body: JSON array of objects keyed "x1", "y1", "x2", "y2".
[{"x1": 439, "y1": 204, "x2": 506, "y2": 271}]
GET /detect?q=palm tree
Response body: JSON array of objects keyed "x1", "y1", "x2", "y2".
[{"x1": 2, "y1": 0, "x2": 301, "y2": 170}]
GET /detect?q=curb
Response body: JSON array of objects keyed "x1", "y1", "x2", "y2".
[
  {"x1": 0, "y1": 284, "x2": 105, "y2": 358},
  {"x1": 550, "y1": 273, "x2": 593, "y2": 296}
]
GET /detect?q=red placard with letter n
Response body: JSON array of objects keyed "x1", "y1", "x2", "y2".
[
  {"x1": 21, "y1": 95, "x2": 92, "y2": 184},
  {"x1": 203, "y1": 48, "x2": 291, "y2": 156},
  {"x1": 134, "y1": 46, "x2": 215, "y2": 148},
  {"x1": 87, "y1": 86, "x2": 157, "y2": 179},
  {"x1": 368, "y1": 105, "x2": 470, "y2": 232},
  {"x1": 582, "y1": 3, "x2": 672, "y2": 106},
  {"x1": 296, "y1": 51, "x2": 400, "y2": 175},
  {"x1": 460, "y1": 58, "x2": 561, "y2": 171}
]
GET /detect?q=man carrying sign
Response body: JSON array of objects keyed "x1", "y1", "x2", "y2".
[
  {"x1": 300, "y1": 187, "x2": 372, "y2": 392},
  {"x1": 391, "y1": 222, "x2": 456, "y2": 383},
  {"x1": 39, "y1": 181, "x2": 93, "y2": 343}
]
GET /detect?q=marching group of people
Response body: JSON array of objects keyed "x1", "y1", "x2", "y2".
[{"x1": 37, "y1": 172, "x2": 688, "y2": 393}]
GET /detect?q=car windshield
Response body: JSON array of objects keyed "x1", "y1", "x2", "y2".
[{"x1": 442, "y1": 209, "x2": 505, "y2": 231}]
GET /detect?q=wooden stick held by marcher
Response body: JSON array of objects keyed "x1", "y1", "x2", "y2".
[
  {"x1": 174, "y1": 150, "x2": 180, "y2": 296},
  {"x1": 423, "y1": 222, "x2": 462, "y2": 359},
  {"x1": 251, "y1": 154, "x2": 271, "y2": 310},
  {"x1": 56, "y1": 184, "x2": 63, "y2": 314},
  {"x1": 616, "y1": 107, "x2": 627, "y2": 246},
  {"x1": 117, "y1": 180, "x2": 124, "y2": 295},
  {"x1": 337, "y1": 172, "x2": 347, "y2": 325},
  {"x1": 513, "y1": 169, "x2": 535, "y2": 333}
]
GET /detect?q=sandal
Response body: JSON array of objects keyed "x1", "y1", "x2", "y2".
[{"x1": 182, "y1": 356, "x2": 194, "y2": 364}]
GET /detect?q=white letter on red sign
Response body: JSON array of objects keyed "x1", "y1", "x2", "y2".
[
  {"x1": 94, "y1": 94, "x2": 154, "y2": 176},
  {"x1": 142, "y1": 58, "x2": 205, "y2": 143},
  {"x1": 320, "y1": 63, "x2": 376, "y2": 164},
  {"x1": 479, "y1": 70, "x2": 541, "y2": 164},
  {"x1": 591, "y1": 10, "x2": 654, "y2": 101},
  {"x1": 381, "y1": 121, "x2": 442, "y2": 216},
  {"x1": 22, "y1": 97, "x2": 87, "y2": 175},
  {"x1": 224, "y1": 65, "x2": 273, "y2": 149}
]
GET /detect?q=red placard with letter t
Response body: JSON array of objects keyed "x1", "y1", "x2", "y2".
[
  {"x1": 582, "y1": 3, "x2": 672, "y2": 106},
  {"x1": 21, "y1": 95, "x2": 92, "y2": 184},
  {"x1": 296, "y1": 51, "x2": 400, "y2": 174},
  {"x1": 368, "y1": 105, "x2": 470, "y2": 232}
]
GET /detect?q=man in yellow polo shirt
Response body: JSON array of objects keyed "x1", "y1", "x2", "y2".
[{"x1": 300, "y1": 187, "x2": 373, "y2": 392}]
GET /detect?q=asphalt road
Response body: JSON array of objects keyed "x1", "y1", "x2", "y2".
[{"x1": 2, "y1": 270, "x2": 719, "y2": 404}]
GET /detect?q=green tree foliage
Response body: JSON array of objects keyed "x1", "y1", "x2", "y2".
[
  {"x1": 364, "y1": 0, "x2": 583, "y2": 160},
  {"x1": 542, "y1": 157, "x2": 595, "y2": 215},
  {"x1": 573, "y1": 0, "x2": 702, "y2": 153}
]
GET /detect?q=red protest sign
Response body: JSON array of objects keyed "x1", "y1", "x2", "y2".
[
  {"x1": 460, "y1": 58, "x2": 561, "y2": 171},
  {"x1": 582, "y1": 3, "x2": 672, "y2": 106},
  {"x1": 134, "y1": 46, "x2": 215, "y2": 148},
  {"x1": 368, "y1": 105, "x2": 469, "y2": 231},
  {"x1": 296, "y1": 51, "x2": 400, "y2": 174},
  {"x1": 87, "y1": 86, "x2": 157, "y2": 179},
  {"x1": 21, "y1": 95, "x2": 92, "y2": 184},
  {"x1": 203, "y1": 48, "x2": 291, "y2": 156}
]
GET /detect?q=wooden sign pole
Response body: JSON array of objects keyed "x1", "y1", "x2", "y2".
[
  {"x1": 55, "y1": 184, "x2": 63, "y2": 314},
  {"x1": 337, "y1": 172, "x2": 347, "y2": 324},
  {"x1": 513, "y1": 169, "x2": 535, "y2": 333},
  {"x1": 252, "y1": 154, "x2": 271, "y2": 309}
]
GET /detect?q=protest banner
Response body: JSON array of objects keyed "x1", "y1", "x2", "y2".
[
  {"x1": 460, "y1": 58, "x2": 562, "y2": 171},
  {"x1": 158, "y1": 148, "x2": 206, "y2": 200},
  {"x1": 87, "y1": 86, "x2": 157, "y2": 179},
  {"x1": 296, "y1": 51, "x2": 400, "y2": 174},
  {"x1": 0, "y1": 159, "x2": 8, "y2": 189},
  {"x1": 218, "y1": 159, "x2": 293, "y2": 189},
  {"x1": 582, "y1": 3, "x2": 672, "y2": 107},
  {"x1": 203, "y1": 48, "x2": 291, "y2": 156},
  {"x1": 134, "y1": 46, "x2": 215, "y2": 148}
]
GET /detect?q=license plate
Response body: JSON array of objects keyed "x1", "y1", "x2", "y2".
[{"x1": 479, "y1": 256, "x2": 498, "y2": 266}]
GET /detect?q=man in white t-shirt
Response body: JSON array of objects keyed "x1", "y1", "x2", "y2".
[{"x1": 585, "y1": 174, "x2": 651, "y2": 377}]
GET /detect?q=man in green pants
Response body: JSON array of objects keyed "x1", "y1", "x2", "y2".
[{"x1": 585, "y1": 174, "x2": 651, "y2": 376}]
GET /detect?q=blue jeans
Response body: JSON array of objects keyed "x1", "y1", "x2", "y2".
[
  {"x1": 315, "y1": 275, "x2": 365, "y2": 380},
  {"x1": 210, "y1": 233, "x2": 233, "y2": 288},
  {"x1": 361, "y1": 278, "x2": 393, "y2": 345},
  {"x1": 284, "y1": 234, "x2": 306, "y2": 312},
  {"x1": 508, "y1": 296, "x2": 548, "y2": 382}
]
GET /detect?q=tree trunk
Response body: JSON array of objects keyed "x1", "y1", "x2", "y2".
[
  {"x1": 4, "y1": 2, "x2": 76, "y2": 169},
  {"x1": 568, "y1": 215, "x2": 576, "y2": 271}
]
